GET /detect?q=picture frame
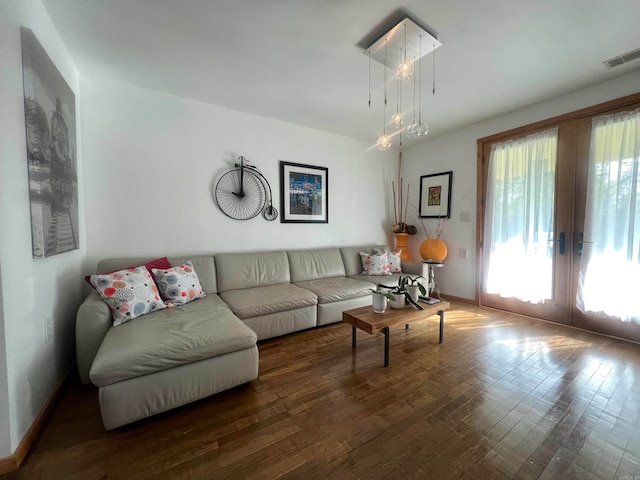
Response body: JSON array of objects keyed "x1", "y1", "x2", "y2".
[
  {"x1": 280, "y1": 161, "x2": 328, "y2": 223},
  {"x1": 21, "y1": 27, "x2": 79, "y2": 258},
  {"x1": 419, "y1": 171, "x2": 452, "y2": 218}
]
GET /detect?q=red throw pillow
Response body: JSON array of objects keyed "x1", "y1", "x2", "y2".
[{"x1": 84, "y1": 256, "x2": 172, "y2": 287}]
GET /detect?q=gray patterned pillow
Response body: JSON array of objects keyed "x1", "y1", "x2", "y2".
[{"x1": 152, "y1": 261, "x2": 206, "y2": 305}]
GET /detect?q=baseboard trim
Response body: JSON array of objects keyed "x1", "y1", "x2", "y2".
[
  {"x1": 440, "y1": 293, "x2": 476, "y2": 305},
  {"x1": 0, "y1": 455, "x2": 17, "y2": 476},
  {"x1": 0, "y1": 365, "x2": 73, "y2": 475}
]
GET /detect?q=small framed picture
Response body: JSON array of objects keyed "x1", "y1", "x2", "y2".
[
  {"x1": 419, "y1": 171, "x2": 452, "y2": 218},
  {"x1": 280, "y1": 161, "x2": 328, "y2": 223}
]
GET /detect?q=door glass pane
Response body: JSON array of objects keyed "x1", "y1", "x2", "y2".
[
  {"x1": 483, "y1": 128, "x2": 558, "y2": 303},
  {"x1": 577, "y1": 108, "x2": 640, "y2": 323}
]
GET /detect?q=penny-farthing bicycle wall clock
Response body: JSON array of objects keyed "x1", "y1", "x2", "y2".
[{"x1": 214, "y1": 156, "x2": 278, "y2": 221}]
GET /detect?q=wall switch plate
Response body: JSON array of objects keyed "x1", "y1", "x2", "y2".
[{"x1": 459, "y1": 248, "x2": 469, "y2": 259}]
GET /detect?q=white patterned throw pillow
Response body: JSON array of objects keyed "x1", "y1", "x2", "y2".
[
  {"x1": 388, "y1": 250, "x2": 402, "y2": 272},
  {"x1": 90, "y1": 266, "x2": 166, "y2": 326},
  {"x1": 359, "y1": 251, "x2": 392, "y2": 276},
  {"x1": 375, "y1": 248, "x2": 402, "y2": 273},
  {"x1": 152, "y1": 261, "x2": 205, "y2": 306}
]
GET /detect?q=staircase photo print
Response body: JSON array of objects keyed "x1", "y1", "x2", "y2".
[{"x1": 21, "y1": 27, "x2": 79, "y2": 258}]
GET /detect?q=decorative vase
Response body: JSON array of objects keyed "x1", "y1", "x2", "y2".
[
  {"x1": 405, "y1": 285, "x2": 420, "y2": 304},
  {"x1": 389, "y1": 293, "x2": 406, "y2": 309},
  {"x1": 372, "y1": 293, "x2": 387, "y2": 313},
  {"x1": 393, "y1": 233, "x2": 413, "y2": 262},
  {"x1": 420, "y1": 238, "x2": 448, "y2": 262}
]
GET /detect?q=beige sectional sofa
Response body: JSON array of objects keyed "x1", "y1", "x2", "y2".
[{"x1": 76, "y1": 245, "x2": 427, "y2": 429}]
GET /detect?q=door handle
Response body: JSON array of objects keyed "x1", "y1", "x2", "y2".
[
  {"x1": 577, "y1": 232, "x2": 594, "y2": 256},
  {"x1": 558, "y1": 232, "x2": 565, "y2": 255}
]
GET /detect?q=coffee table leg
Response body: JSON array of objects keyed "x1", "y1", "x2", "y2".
[
  {"x1": 352, "y1": 326, "x2": 357, "y2": 348},
  {"x1": 438, "y1": 310, "x2": 444, "y2": 344},
  {"x1": 383, "y1": 327, "x2": 390, "y2": 367}
]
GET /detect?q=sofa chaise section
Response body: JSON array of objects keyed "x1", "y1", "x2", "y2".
[{"x1": 76, "y1": 255, "x2": 259, "y2": 430}]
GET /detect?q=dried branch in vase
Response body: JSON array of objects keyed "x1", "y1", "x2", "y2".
[
  {"x1": 412, "y1": 205, "x2": 448, "y2": 239},
  {"x1": 391, "y1": 179, "x2": 417, "y2": 234}
]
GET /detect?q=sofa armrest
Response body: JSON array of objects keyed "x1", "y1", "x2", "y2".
[
  {"x1": 402, "y1": 261, "x2": 429, "y2": 280},
  {"x1": 76, "y1": 291, "x2": 112, "y2": 384}
]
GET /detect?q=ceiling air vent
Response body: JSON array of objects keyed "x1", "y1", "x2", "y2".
[{"x1": 603, "y1": 47, "x2": 640, "y2": 68}]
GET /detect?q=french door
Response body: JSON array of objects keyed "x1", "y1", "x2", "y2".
[
  {"x1": 478, "y1": 125, "x2": 575, "y2": 324},
  {"x1": 477, "y1": 93, "x2": 640, "y2": 342}
]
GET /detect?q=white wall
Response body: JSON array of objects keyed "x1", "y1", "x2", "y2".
[
  {"x1": 403, "y1": 70, "x2": 640, "y2": 300},
  {"x1": 0, "y1": 0, "x2": 84, "y2": 456},
  {"x1": 81, "y1": 79, "x2": 395, "y2": 270}
]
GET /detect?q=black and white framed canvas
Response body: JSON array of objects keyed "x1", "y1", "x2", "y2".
[
  {"x1": 21, "y1": 27, "x2": 79, "y2": 258},
  {"x1": 280, "y1": 161, "x2": 328, "y2": 223}
]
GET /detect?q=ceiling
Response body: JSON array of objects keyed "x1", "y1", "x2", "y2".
[{"x1": 41, "y1": 0, "x2": 640, "y2": 147}]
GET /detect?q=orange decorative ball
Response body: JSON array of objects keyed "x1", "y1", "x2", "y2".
[{"x1": 420, "y1": 239, "x2": 448, "y2": 262}]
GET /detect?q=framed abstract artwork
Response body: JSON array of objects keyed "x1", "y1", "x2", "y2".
[
  {"x1": 419, "y1": 171, "x2": 452, "y2": 218},
  {"x1": 280, "y1": 161, "x2": 328, "y2": 223}
]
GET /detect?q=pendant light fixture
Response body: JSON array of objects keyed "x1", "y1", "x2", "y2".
[{"x1": 363, "y1": 14, "x2": 441, "y2": 146}]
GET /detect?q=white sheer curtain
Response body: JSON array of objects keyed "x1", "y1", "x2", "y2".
[
  {"x1": 483, "y1": 128, "x2": 558, "y2": 303},
  {"x1": 577, "y1": 108, "x2": 640, "y2": 324}
]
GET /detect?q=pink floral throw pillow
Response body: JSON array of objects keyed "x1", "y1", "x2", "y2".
[
  {"x1": 375, "y1": 248, "x2": 402, "y2": 273},
  {"x1": 152, "y1": 261, "x2": 206, "y2": 306},
  {"x1": 90, "y1": 266, "x2": 166, "y2": 327},
  {"x1": 388, "y1": 250, "x2": 403, "y2": 273},
  {"x1": 359, "y1": 251, "x2": 392, "y2": 276}
]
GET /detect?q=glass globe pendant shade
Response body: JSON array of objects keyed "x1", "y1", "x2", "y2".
[
  {"x1": 376, "y1": 134, "x2": 392, "y2": 150},
  {"x1": 391, "y1": 112, "x2": 403, "y2": 127},
  {"x1": 397, "y1": 60, "x2": 412, "y2": 80},
  {"x1": 406, "y1": 121, "x2": 429, "y2": 138},
  {"x1": 413, "y1": 121, "x2": 429, "y2": 137}
]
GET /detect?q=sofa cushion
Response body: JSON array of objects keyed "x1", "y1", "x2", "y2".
[
  {"x1": 219, "y1": 283, "x2": 317, "y2": 319},
  {"x1": 340, "y1": 245, "x2": 390, "y2": 277},
  {"x1": 294, "y1": 277, "x2": 373, "y2": 304},
  {"x1": 89, "y1": 295, "x2": 256, "y2": 386},
  {"x1": 215, "y1": 251, "x2": 290, "y2": 292},
  {"x1": 287, "y1": 248, "x2": 346, "y2": 283}
]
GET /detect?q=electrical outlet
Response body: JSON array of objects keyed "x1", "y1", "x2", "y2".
[{"x1": 459, "y1": 248, "x2": 469, "y2": 259}]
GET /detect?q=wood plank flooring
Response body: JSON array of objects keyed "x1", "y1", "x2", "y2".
[{"x1": 3, "y1": 303, "x2": 640, "y2": 479}]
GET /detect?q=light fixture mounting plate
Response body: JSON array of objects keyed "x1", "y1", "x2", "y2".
[{"x1": 364, "y1": 16, "x2": 441, "y2": 69}]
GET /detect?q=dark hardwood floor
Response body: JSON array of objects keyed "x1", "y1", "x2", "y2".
[{"x1": 4, "y1": 303, "x2": 640, "y2": 479}]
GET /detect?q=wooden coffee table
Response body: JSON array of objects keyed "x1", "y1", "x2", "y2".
[{"x1": 342, "y1": 301, "x2": 450, "y2": 367}]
